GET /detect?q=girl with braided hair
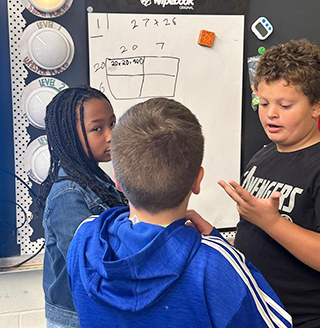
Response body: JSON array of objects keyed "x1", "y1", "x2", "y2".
[{"x1": 35, "y1": 85, "x2": 127, "y2": 328}]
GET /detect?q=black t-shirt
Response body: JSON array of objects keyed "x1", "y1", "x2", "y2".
[{"x1": 235, "y1": 142, "x2": 320, "y2": 328}]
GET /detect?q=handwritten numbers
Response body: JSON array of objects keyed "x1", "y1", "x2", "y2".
[
  {"x1": 93, "y1": 60, "x2": 106, "y2": 73},
  {"x1": 143, "y1": 18, "x2": 150, "y2": 27},
  {"x1": 163, "y1": 18, "x2": 171, "y2": 26},
  {"x1": 99, "y1": 82, "x2": 105, "y2": 94},
  {"x1": 109, "y1": 57, "x2": 145, "y2": 67},
  {"x1": 156, "y1": 42, "x2": 165, "y2": 50},
  {"x1": 131, "y1": 17, "x2": 177, "y2": 29},
  {"x1": 120, "y1": 45, "x2": 138, "y2": 54},
  {"x1": 120, "y1": 46, "x2": 128, "y2": 54},
  {"x1": 119, "y1": 43, "x2": 164, "y2": 54},
  {"x1": 131, "y1": 19, "x2": 138, "y2": 29}
]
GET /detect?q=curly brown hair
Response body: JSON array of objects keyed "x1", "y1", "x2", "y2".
[{"x1": 254, "y1": 39, "x2": 320, "y2": 105}]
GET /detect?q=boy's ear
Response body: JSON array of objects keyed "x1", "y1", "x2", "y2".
[
  {"x1": 191, "y1": 166, "x2": 204, "y2": 195},
  {"x1": 312, "y1": 100, "x2": 320, "y2": 118},
  {"x1": 112, "y1": 168, "x2": 122, "y2": 191}
]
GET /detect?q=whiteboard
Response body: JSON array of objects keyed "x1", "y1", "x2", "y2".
[{"x1": 88, "y1": 13, "x2": 244, "y2": 228}]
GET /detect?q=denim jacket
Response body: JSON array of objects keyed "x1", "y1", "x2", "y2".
[{"x1": 43, "y1": 168, "x2": 124, "y2": 327}]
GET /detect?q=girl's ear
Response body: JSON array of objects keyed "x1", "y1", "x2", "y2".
[
  {"x1": 191, "y1": 166, "x2": 204, "y2": 195},
  {"x1": 112, "y1": 168, "x2": 122, "y2": 191}
]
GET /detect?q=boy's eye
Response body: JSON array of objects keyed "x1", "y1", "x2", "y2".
[{"x1": 280, "y1": 104, "x2": 291, "y2": 109}]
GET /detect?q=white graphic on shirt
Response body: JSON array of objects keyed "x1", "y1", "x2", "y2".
[{"x1": 242, "y1": 166, "x2": 303, "y2": 217}]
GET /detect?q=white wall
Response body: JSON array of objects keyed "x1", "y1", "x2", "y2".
[{"x1": 0, "y1": 269, "x2": 45, "y2": 328}]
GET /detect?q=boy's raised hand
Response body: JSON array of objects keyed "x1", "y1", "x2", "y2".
[
  {"x1": 218, "y1": 180, "x2": 282, "y2": 231},
  {"x1": 219, "y1": 180, "x2": 320, "y2": 271},
  {"x1": 185, "y1": 209, "x2": 213, "y2": 235}
]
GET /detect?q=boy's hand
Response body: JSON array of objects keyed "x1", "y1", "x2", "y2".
[
  {"x1": 185, "y1": 209, "x2": 213, "y2": 235},
  {"x1": 218, "y1": 180, "x2": 282, "y2": 230}
]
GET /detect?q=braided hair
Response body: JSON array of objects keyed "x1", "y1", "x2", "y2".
[{"x1": 33, "y1": 85, "x2": 127, "y2": 221}]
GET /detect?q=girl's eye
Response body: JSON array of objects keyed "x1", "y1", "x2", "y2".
[
  {"x1": 280, "y1": 104, "x2": 291, "y2": 109},
  {"x1": 260, "y1": 103, "x2": 268, "y2": 107},
  {"x1": 93, "y1": 126, "x2": 102, "y2": 132}
]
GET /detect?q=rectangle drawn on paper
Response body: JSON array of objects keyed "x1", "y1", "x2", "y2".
[{"x1": 105, "y1": 56, "x2": 179, "y2": 99}]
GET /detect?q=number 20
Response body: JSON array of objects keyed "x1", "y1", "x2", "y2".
[{"x1": 120, "y1": 45, "x2": 138, "y2": 54}]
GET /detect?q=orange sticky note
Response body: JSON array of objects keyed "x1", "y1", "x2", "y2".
[{"x1": 198, "y1": 30, "x2": 215, "y2": 47}]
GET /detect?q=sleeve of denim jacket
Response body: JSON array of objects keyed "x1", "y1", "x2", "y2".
[{"x1": 45, "y1": 188, "x2": 100, "y2": 260}]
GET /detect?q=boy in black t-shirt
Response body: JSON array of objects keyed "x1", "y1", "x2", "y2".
[{"x1": 219, "y1": 39, "x2": 320, "y2": 328}]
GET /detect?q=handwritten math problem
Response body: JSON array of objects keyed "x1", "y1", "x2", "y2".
[
  {"x1": 93, "y1": 57, "x2": 145, "y2": 73},
  {"x1": 88, "y1": 12, "x2": 244, "y2": 227},
  {"x1": 105, "y1": 56, "x2": 179, "y2": 99},
  {"x1": 130, "y1": 17, "x2": 177, "y2": 29}
]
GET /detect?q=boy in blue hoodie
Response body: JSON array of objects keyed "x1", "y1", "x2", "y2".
[{"x1": 67, "y1": 97, "x2": 292, "y2": 328}]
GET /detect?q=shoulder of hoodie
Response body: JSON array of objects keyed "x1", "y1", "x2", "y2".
[
  {"x1": 197, "y1": 233, "x2": 261, "y2": 279},
  {"x1": 197, "y1": 234, "x2": 237, "y2": 261},
  {"x1": 74, "y1": 215, "x2": 99, "y2": 236},
  {"x1": 198, "y1": 233, "x2": 270, "y2": 289},
  {"x1": 199, "y1": 235, "x2": 292, "y2": 326}
]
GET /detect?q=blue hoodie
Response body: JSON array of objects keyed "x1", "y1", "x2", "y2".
[{"x1": 67, "y1": 206, "x2": 292, "y2": 328}]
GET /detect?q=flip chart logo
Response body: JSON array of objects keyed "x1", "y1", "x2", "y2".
[
  {"x1": 140, "y1": 0, "x2": 152, "y2": 6},
  {"x1": 140, "y1": 0, "x2": 194, "y2": 10}
]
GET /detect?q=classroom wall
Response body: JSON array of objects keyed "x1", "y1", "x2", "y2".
[
  {"x1": 2, "y1": 0, "x2": 249, "y2": 261},
  {"x1": 0, "y1": 1, "x2": 45, "y2": 326}
]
